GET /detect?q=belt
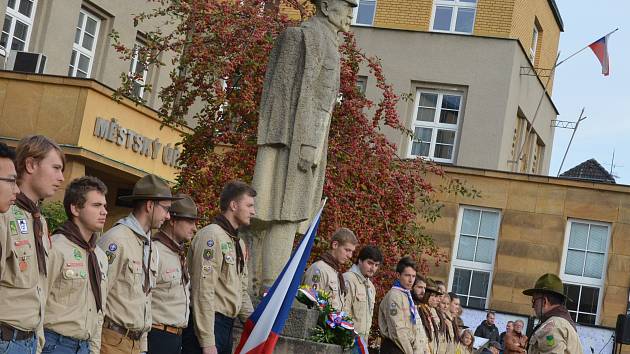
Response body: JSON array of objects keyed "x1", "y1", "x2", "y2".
[
  {"x1": 0, "y1": 323, "x2": 34, "y2": 341},
  {"x1": 103, "y1": 317, "x2": 143, "y2": 341},
  {"x1": 152, "y1": 323, "x2": 183, "y2": 336}
]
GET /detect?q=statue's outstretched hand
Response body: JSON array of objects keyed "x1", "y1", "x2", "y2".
[{"x1": 298, "y1": 145, "x2": 316, "y2": 172}]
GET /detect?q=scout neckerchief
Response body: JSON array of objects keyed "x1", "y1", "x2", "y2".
[
  {"x1": 419, "y1": 303, "x2": 436, "y2": 342},
  {"x1": 15, "y1": 192, "x2": 47, "y2": 276},
  {"x1": 115, "y1": 213, "x2": 153, "y2": 294},
  {"x1": 392, "y1": 279, "x2": 419, "y2": 325},
  {"x1": 317, "y1": 251, "x2": 347, "y2": 296},
  {"x1": 213, "y1": 214, "x2": 245, "y2": 274},
  {"x1": 152, "y1": 230, "x2": 189, "y2": 285},
  {"x1": 54, "y1": 220, "x2": 103, "y2": 312}
]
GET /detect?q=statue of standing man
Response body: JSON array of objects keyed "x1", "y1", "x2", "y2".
[{"x1": 250, "y1": 0, "x2": 357, "y2": 290}]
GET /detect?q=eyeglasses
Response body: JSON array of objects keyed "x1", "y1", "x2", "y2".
[
  {"x1": 155, "y1": 202, "x2": 171, "y2": 213},
  {"x1": 0, "y1": 176, "x2": 18, "y2": 189}
]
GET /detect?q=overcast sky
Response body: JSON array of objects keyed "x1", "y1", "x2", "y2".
[{"x1": 550, "y1": 1, "x2": 629, "y2": 184}]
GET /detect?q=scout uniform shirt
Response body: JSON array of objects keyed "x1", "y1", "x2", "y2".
[
  {"x1": 528, "y1": 315, "x2": 583, "y2": 354},
  {"x1": 342, "y1": 264, "x2": 375, "y2": 339},
  {"x1": 302, "y1": 260, "x2": 344, "y2": 311},
  {"x1": 152, "y1": 238, "x2": 189, "y2": 328},
  {"x1": 189, "y1": 223, "x2": 253, "y2": 347},
  {"x1": 0, "y1": 204, "x2": 49, "y2": 336},
  {"x1": 97, "y1": 214, "x2": 158, "y2": 340},
  {"x1": 378, "y1": 288, "x2": 429, "y2": 354},
  {"x1": 45, "y1": 233, "x2": 108, "y2": 351}
]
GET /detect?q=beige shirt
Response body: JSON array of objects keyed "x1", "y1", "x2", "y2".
[
  {"x1": 342, "y1": 265, "x2": 375, "y2": 339},
  {"x1": 0, "y1": 205, "x2": 49, "y2": 336},
  {"x1": 378, "y1": 288, "x2": 429, "y2": 354},
  {"x1": 189, "y1": 224, "x2": 253, "y2": 347},
  {"x1": 151, "y1": 240, "x2": 190, "y2": 328},
  {"x1": 45, "y1": 234, "x2": 108, "y2": 352},
  {"x1": 528, "y1": 315, "x2": 583, "y2": 354},
  {"x1": 302, "y1": 260, "x2": 344, "y2": 311},
  {"x1": 97, "y1": 218, "x2": 158, "y2": 336}
]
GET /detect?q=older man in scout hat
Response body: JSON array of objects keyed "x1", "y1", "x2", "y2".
[
  {"x1": 522, "y1": 273, "x2": 583, "y2": 354},
  {"x1": 148, "y1": 194, "x2": 201, "y2": 354},
  {"x1": 0, "y1": 135, "x2": 65, "y2": 354},
  {"x1": 44, "y1": 176, "x2": 109, "y2": 354},
  {"x1": 97, "y1": 174, "x2": 181, "y2": 354}
]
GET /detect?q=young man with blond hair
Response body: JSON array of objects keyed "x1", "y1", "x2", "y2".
[
  {"x1": 303, "y1": 227, "x2": 358, "y2": 311},
  {"x1": 0, "y1": 135, "x2": 65, "y2": 354}
]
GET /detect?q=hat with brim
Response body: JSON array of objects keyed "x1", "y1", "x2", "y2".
[
  {"x1": 522, "y1": 273, "x2": 566, "y2": 299},
  {"x1": 119, "y1": 174, "x2": 183, "y2": 202},
  {"x1": 169, "y1": 194, "x2": 204, "y2": 220},
  {"x1": 425, "y1": 278, "x2": 444, "y2": 295}
]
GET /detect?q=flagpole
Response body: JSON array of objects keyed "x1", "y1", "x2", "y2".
[
  {"x1": 556, "y1": 107, "x2": 587, "y2": 177},
  {"x1": 555, "y1": 28, "x2": 619, "y2": 68}
]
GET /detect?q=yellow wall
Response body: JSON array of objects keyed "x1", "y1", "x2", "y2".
[
  {"x1": 373, "y1": 0, "x2": 431, "y2": 31},
  {"x1": 424, "y1": 166, "x2": 630, "y2": 328},
  {"x1": 473, "y1": 0, "x2": 515, "y2": 38}
]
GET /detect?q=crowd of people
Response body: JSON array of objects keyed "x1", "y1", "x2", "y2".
[{"x1": 0, "y1": 135, "x2": 584, "y2": 354}]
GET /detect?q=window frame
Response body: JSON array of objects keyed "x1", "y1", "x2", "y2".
[
  {"x1": 68, "y1": 9, "x2": 101, "y2": 78},
  {"x1": 559, "y1": 218, "x2": 611, "y2": 325},
  {"x1": 1, "y1": 0, "x2": 38, "y2": 52},
  {"x1": 352, "y1": 0, "x2": 377, "y2": 27},
  {"x1": 530, "y1": 25, "x2": 539, "y2": 61},
  {"x1": 407, "y1": 88, "x2": 463, "y2": 163},
  {"x1": 448, "y1": 205, "x2": 502, "y2": 309},
  {"x1": 430, "y1": 0, "x2": 477, "y2": 35},
  {"x1": 129, "y1": 43, "x2": 149, "y2": 99}
]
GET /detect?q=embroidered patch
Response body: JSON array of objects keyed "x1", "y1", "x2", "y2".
[
  {"x1": 545, "y1": 335, "x2": 554, "y2": 346},
  {"x1": 13, "y1": 208, "x2": 25, "y2": 218},
  {"x1": 105, "y1": 251, "x2": 116, "y2": 264},
  {"x1": 14, "y1": 239, "x2": 29, "y2": 247},
  {"x1": 202, "y1": 265, "x2": 211, "y2": 273},
  {"x1": 17, "y1": 219, "x2": 28, "y2": 234},
  {"x1": 220, "y1": 242, "x2": 229, "y2": 253},
  {"x1": 389, "y1": 302, "x2": 398, "y2": 316},
  {"x1": 108, "y1": 243, "x2": 118, "y2": 252},
  {"x1": 73, "y1": 248, "x2": 83, "y2": 260},
  {"x1": 65, "y1": 269, "x2": 75, "y2": 277},
  {"x1": 9, "y1": 220, "x2": 18, "y2": 235},
  {"x1": 207, "y1": 239, "x2": 214, "y2": 247},
  {"x1": 80, "y1": 270, "x2": 87, "y2": 278},
  {"x1": 66, "y1": 261, "x2": 84, "y2": 268},
  {"x1": 203, "y1": 248, "x2": 214, "y2": 260},
  {"x1": 542, "y1": 321, "x2": 555, "y2": 334},
  {"x1": 311, "y1": 270, "x2": 320, "y2": 283},
  {"x1": 224, "y1": 254, "x2": 235, "y2": 264}
]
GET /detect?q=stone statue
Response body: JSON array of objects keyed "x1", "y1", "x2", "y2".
[{"x1": 248, "y1": 0, "x2": 357, "y2": 291}]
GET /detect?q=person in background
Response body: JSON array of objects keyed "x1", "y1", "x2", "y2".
[
  {"x1": 0, "y1": 135, "x2": 65, "y2": 354},
  {"x1": 474, "y1": 310, "x2": 500, "y2": 342},
  {"x1": 437, "y1": 292, "x2": 455, "y2": 354},
  {"x1": 481, "y1": 341, "x2": 502, "y2": 354},
  {"x1": 148, "y1": 195, "x2": 201, "y2": 354},
  {"x1": 0, "y1": 142, "x2": 19, "y2": 213},
  {"x1": 504, "y1": 319, "x2": 527, "y2": 353},
  {"x1": 448, "y1": 292, "x2": 461, "y2": 340},
  {"x1": 411, "y1": 275, "x2": 426, "y2": 305},
  {"x1": 302, "y1": 228, "x2": 358, "y2": 311},
  {"x1": 417, "y1": 279, "x2": 443, "y2": 353},
  {"x1": 342, "y1": 245, "x2": 382, "y2": 340},
  {"x1": 455, "y1": 329, "x2": 474, "y2": 354},
  {"x1": 499, "y1": 321, "x2": 513, "y2": 349}
]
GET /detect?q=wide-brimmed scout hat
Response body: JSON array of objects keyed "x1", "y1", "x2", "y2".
[
  {"x1": 425, "y1": 278, "x2": 444, "y2": 295},
  {"x1": 169, "y1": 194, "x2": 203, "y2": 220},
  {"x1": 522, "y1": 273, "x2": 566, "y2": 299},
  {"x1": 119, "y1": 174, "x2": 183, "y2": 202}
]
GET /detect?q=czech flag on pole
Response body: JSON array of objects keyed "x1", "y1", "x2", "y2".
[
  {"x1": 589, "y1": 34, "x2": 611, "y2": 76},
  {"x1": 235, "y1": 201, "x2": 325, "y2": 354}
]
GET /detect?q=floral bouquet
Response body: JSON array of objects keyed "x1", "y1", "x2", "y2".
[{"x1": 295, "y1": 285, "x2": 356, "y2": 350}]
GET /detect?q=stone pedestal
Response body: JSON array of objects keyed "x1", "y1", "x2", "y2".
[{"x1": 232, "y1": 300, "x2": 349, "y2": 354}]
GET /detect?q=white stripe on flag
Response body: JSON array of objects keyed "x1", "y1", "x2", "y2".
[{"x1": 239, "y1": 206, "x2": 324, "y2": 353}]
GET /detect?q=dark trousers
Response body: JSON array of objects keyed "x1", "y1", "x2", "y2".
[
  {"x1": 147, "y1": 329, "x2": 182, "y2": 354},
  {"x1": 181, "y1": 311, "x2": 235, "y2": 354},
  {"x1": 379, "y1": 337, "x2": 405, "y2": 354}
]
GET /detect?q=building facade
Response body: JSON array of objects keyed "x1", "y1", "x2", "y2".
[{"x1": 351, "y1": 0, "x2": 563, "y2": 174}]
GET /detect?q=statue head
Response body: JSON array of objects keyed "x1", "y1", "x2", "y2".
[{"x1": 313, "y1": 0, "x2": 357, "y2": 33}]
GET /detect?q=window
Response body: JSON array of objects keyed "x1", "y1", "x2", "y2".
[
  {"x1": 449, "y1": 207, "x2": 501, "y2": 309},
  {"x1": 356, "y1": 76, "x2": 367, "y2": 95},
  {"x1": 408, "y1": 89, "x2": 462, "y2": 163},
  {"x1": 129, "y1": 43, "x2": 148, "y2": 99},
  {"x1": 560, "y1": 219, "x2": 611, "y2": 325},
  {"x1": 352, "y1": 0, "x2": 377, "y2": 26},
  {"x1": 68, "y1": 9, "x2": 100, "y2": 78},
  {"x1": 431, "y1": 0, "x2": 476, "y2": 34},
  {"x1": 1, "y1": 0, "x2": 37, "y2": 52},
  {"x1": 530, "y1": 25, "x2": 539, "y2": 61}
]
